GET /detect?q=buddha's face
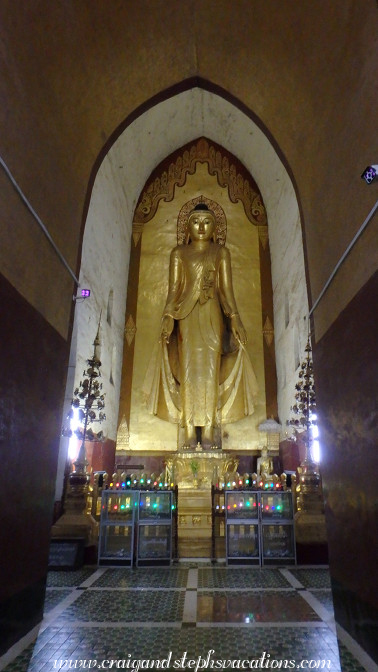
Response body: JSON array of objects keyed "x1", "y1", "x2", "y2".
[{"x1": 188, "y1": 212, "x2": 215, "y2": 242}]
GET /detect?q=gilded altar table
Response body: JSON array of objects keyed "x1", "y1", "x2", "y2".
[{"x1": 166, "y1": 450, "x2": 238, "y2": 558}]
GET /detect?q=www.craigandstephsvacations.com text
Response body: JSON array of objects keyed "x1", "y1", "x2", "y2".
[{"x1": 52, "y1": 650, "x2": 332, "y2": 670}]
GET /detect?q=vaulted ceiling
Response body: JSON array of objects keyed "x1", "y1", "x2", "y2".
[{"x1": 0, "y1": 0, "x2": 376, "y2": 341}]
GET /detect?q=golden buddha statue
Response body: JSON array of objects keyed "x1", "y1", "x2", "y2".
[
  {"x1": 145, "y1": 203, "x2": 258, "y2": 448},
  {"x1": 257, "y1": 446, "x2": 273, "y2": 475}
]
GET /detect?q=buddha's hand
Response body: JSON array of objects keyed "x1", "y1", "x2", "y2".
[
  {"x1": 160, "y1": 315, "x2": 174, "y2": 344},
  {"x1": 230, "y1": 314, "x2": 247, "y2": 345}
]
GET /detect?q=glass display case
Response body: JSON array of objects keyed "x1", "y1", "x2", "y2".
[
  {"x1": 98, "y1": 490, "x2": 137, "y2": 566},
  {"x1": 138, "y1": 491, "x2": 173, "y2": 521},
  {"x1": 136, "y1": 490, "x2": 173, "y2": 566},
  {"x1": 260, "y1": 491, "x2": 296, "y2": 565},
  {"x1": 260, "y1": 491, "x2": 293, "y2": 521},
  {"x1": 99, "y1": 489, "x2": 176, "y2": 567},
  {"x1": 225, "y1": 491, "x2": 258, "y2": 519},
  {"x1": 211, "y1": 487, "x2": 225, "y2": 563},
  {"x1": 137, "y1": 524, "x2": 172, "y2": 565},
  {"x1": 226, "y1": 523, "x2": 260, "y2": 564},
  {"x1": 224, "y1": 490, "x2": 296, "y2": 566},
  {"x1": 225, "y1": 491, "x2": 259, "y2": 565},
  {"x1": 261, "y1": 524, "x2": 295, "y2": 565}
]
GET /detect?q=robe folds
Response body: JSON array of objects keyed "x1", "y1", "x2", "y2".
[{"x1": 144, "y1": 241, "x2": 258, "y2": 427}]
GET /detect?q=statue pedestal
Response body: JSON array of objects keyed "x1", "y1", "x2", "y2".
[
  {"x1": 51, "y1": 469, "x2": 98, "y2": 562},
  {"x1": 177, "y1": 488, "x2": 213, "y2": 558},
  {"x1": 51, "y1": 512, "x2": 98, "y2": 547},
  {"x1": 295, "y1": 510, "x2": 329, "y2": 564},
  {"x1": 294, "y1": 459, "x2": 328, "y2": 563},
  {"x1": 170, "y1": 450, "x2": 238, "y2": 559},
  {"x1": 294, "y1": 510, "x2": 328, "y2": 545}
]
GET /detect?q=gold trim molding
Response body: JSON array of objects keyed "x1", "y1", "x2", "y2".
[
  {"x1": 132, "y1": 222, "x2": 144, "y2": 246},
  {"x1": 263, "y1": 316, "x2": 275, "y2": 347},
  {"x1": 124, "y1": 314, "x2": 137, "y2": 346},
  {"x1": 116, "y1": 414, "x2": 130, "y2": 450},
  {"x1": 258, "y1": 225, "x2": 269, "y2": 250}
]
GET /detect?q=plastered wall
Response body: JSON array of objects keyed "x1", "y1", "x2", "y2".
[{"x1": 1, "y1": 0, "x2": 377, "y2": 657}]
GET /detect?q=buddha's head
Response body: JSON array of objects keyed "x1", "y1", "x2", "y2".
[{"x1": 187, "y1": 203, "x2": 216, "y2": 243}]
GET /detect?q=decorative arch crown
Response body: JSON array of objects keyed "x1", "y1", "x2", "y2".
[{"x1": 134, "y1": 137, "x2": 267, "y2": 228}]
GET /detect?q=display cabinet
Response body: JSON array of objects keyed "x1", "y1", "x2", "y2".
[
  {"x1": 261, "y1": 524, "x2": 295, "y2": 565},
  {"x1": 136, "y1": 490, "x2": 174, "y2": 566},
  {"x1": 98, "y1": 490, "x2": 137, "y2": 566},
  {"x1": 260, "y1": 491, "x2": 296, "y2": 565},
  {"x1": 226, "y1": 491, "x2": 259, "y2": 519},
  {"x1": 223, "y1": 490, "x2": 296, "y2": 566},
  {"x1": 225, "y1": 491, "x2": 260, "y2": 565},
  {"x1": 260, "y1": 491, "x2": 293, "y2": 521},
  {"x1": 211, "y1": 486, "x2": 225, "y2": 563},
  {"x1": 99, "y1": 488, "x2": 177, "y2": 567}
]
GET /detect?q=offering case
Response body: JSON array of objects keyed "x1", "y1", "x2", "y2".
[
  {"x1": 98, "y1": 490, "x2": 138, "y2": 566},
  {"x1": 136, "y1": 490, "x2": 174, "y2": 566}
]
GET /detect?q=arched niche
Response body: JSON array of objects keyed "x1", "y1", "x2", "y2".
[
  {"x1": 118, "y1": 137, "x2": 276, "y2": 453},
  {"x1": 56, "y1": 84, "x2": 308, "y2": 491}
]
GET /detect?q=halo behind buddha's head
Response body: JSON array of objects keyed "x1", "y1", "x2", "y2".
[{"x1": 177, "y1": 197, "x2": 227, "y2": 246}]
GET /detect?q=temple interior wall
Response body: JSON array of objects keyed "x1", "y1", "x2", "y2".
[{"x1": 0, "y1": 0, "x2": 377, "y2": 658}]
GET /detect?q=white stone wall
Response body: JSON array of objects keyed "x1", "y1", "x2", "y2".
[
  {"x1": 196, "y1": 93, "x2": 310, "y2": 433},
  {"x1": 270, "y1": 208, "x2": 310, "y2": 434},
  {"x1": 54, "y1": 151, "x2": 133, "y2": 498},
  {"x1": 74, "y1": 154, "x2": 132, "y2": 439}
]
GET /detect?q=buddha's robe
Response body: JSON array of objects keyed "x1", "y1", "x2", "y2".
[{"x1": 144, "y1": 241, "x2": 258, "y2": 427}]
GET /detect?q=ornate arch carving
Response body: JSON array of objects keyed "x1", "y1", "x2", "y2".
[{"x1": 134, "y1": 137, "x2": 267, "y2": 227}]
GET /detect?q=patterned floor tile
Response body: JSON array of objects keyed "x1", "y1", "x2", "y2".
[
  {"x1": 309, "y1": 588, "x2": 335, "y2": 613},
  {"x1": 2, "y1": 643, "x2": 35, "y2": 672},
  {"x1": 2, "y1": 565, "x2": 371, "y2": 672},
  {"x1": 197, "y1": 590, "x2": 321, "y2": 622},
  {"x1": 54, "y1": 589, "x2": 185, "y2": 623},
  {"x1": 290, "y1": 567, "x2": 331, "y2": 589},
  {"x1": 46, "y1": 568, "x2": 97, "y2": 588},
  {"x1": 5, "y1": 625, "x2": 342, "y2": 671},
  {"x1": 43, "y1": 589, "x2": 73, "y2": 614},
  {"x1": 93, "y1": 567, "x2": 188, "y2": 588},
  {"x1": 338, "y1": 643, "x2": 369, "y2": 672},
  {"x1": 198, "y1": 567, "x2": 291, "y2": 589}
]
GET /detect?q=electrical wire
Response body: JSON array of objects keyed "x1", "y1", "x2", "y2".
[
  {"x1": 0, "y1": 155, "x2": 80, "y2": 286},
  {"x1": 309, "y1": 199, "x2": 378, "y2": 317},
  {"x1": 2, "y1": 152, "x2": 376, "y2": 313}
]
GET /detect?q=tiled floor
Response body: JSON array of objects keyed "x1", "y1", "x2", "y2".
[{"x1": 0, "y1": 564, "x2": 376, "y2": 672}]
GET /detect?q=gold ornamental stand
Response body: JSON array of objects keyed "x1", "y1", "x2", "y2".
[{"x1": 167, "y1": 449, "x2": 238, "y2": 559}]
